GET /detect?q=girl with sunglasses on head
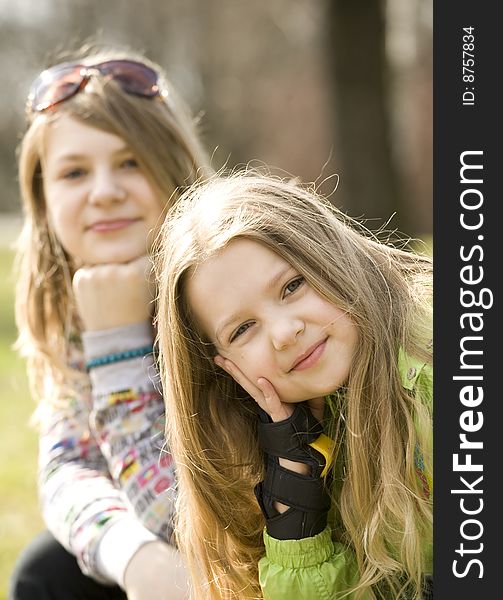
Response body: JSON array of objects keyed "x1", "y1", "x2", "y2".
[
  {"x1": 9, "y1": 46, "x2": 213, "y2": 600},
  {"x1": 154, "y1": 172, "x2": 433, "y2": 599}
]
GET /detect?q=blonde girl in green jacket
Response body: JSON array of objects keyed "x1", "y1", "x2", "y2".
[{"x1": 154, "y1": 172, "x2": 433, "y2": 599}]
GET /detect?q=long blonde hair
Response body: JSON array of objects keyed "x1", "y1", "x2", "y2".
[
  {"x1": 154, "y1": 172, "x2": 433, "y2": 599},
  {"x1": 15, "y1": 46, "x2": 213, "y2": 407}
]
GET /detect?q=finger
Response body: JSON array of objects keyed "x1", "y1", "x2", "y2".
[
  {"x1": 256, "y1": 378, "x2": 293, "y2": 422},
  {"x1": 72, "y1": 266, "x2": 93, "y2": 292}
]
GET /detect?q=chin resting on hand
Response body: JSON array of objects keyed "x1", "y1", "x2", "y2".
[{"x1": 73, "y1": 255, "x2": 154, "y2": 331}]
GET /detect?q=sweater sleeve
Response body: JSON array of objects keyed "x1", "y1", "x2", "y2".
[
  {"x1": 259, "y1": 527, "x2": 360, "y2": 600},
  {"x1": 38, "y1": 322, "x2": 176, "y2": 587}
]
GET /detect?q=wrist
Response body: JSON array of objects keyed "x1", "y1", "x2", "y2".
[
  {"x1": 255, "y1": 464, "x2": 331, "y2": 539},
  {"x1": 275, "y1": 457, "x2": 310, "y2": 514},
  {"x1": 124, "y1": 541, "x2": 189, "y2": 600},
  {"x1": 86, "y1": 345, "x2": 154, "y2": 371},
  {"x1": 97, "y1": 518, "x2": 159, "y2": 588},
  {"x1": 277, "y1": 456, "x2": 310, "y2": 476},
  {"x1": 255, "y1": 404, "x2": 333, "y2": 539},
  {"x1": 83, "y1": 322, "x2": 158, "y2": 395},
  {"x1": 82, "y1": 321, "x2": 154, "y2": 360}
]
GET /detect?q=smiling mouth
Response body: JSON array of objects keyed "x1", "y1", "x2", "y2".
[
  {"x1": 88, "y1": 218, "x2": 140, "y2": 232},
  {"x1": 289, "y1": 338, "x2": 328, "y2": 372}
]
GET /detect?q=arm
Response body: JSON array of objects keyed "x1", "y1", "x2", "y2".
[
  {"x1": 83, "y1": 321, "x2": 179, "y2": 583},
  {"x1": 260, "y1": 357, "x2": 434, "y2": 599},
  {"x1": 38, "y1": 326, "x2": 173, "y2": 586},
  {"x1": 259, "y1": 528, "x2": 359, "y2": 600},
  {"x1": 214, "y1": 357, "x2": 361, "y2": 599},
  {"x1": 38, "y1": 257, "x2": 182, "y2": 591},
  {"x1": 255, "y1": 404, "x2": 360, "y2": 599}
]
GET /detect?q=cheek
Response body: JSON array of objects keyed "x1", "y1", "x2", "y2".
[
  {"x1": 314, "y1": 296, "x2": 338, "y2": 316},
  {"x1": 303, "y1": 289, "x2": 336, "y2": 318},
  {"x1": 319, "y1": 301, "x2": 349, "y2": 329},
  {"x1": 226, "y1": 346, "x2": 268, "y2": 383},
  {"x1": 46, "y1": 205, "x2": 69, "y2": 244},
  {"x1": 141, "y1": 182, "x2": 164, "y2": 215},
  {"x1": 45, "y1": 186, "x2": 73, "y2": 231},
  {"x1": 46, "y1": 204, "x2": 82, "y2": 259}
]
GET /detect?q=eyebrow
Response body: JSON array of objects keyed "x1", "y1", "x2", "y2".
[
  {"x1": 49, "y1": 153, "x2": 87, "y2": 164},
  {"x1": 51, "y1": 145, "x2": 131, "y2": 164},
  {"x1": 214, "y1": 264, "x2": 294, "y2": 345}
]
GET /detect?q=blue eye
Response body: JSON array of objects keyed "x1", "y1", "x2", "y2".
[
  {"x1": 230, "y1": 322, "x2": 253, "y2": 342},
  {"x1": 284, "y1": 276, "x2": 304, "y2": 297},
  {"x1": 62, "y1": 168, "x2": 85, "y2": 180},
  {"x1": 122, "y1": 157, "x2": 139, "y2": 168}
]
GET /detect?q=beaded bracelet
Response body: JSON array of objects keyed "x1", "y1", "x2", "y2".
[{"x1": 86, "y1": 344, "x2": 154, "y2": 371}]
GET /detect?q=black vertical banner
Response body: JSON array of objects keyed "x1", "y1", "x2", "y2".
[{"x1": 434, "y1": 3, "x2": 499, "y2": 598}]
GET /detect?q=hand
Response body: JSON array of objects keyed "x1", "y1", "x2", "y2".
[
  {"x1": 123, "y1": 541, "x2": 190, "y2": 600},
  {"x1": 214, "y1": 355, "x2": 310, "y2": 513},
  {"x1": 73, "y1": 255, "x2": 154, "y2": 331},
  {"x1": 213, "y1": 355, "x2": 293, "y2": 423}
]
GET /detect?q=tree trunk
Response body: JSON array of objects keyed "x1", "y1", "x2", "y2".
[{"x1": 325, "y1": 0, "x2": 411, "y2": 235}]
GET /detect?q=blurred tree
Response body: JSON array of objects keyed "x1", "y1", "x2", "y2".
[
  {"x1": 386, "y1": 0, "x2": 432, "y2": 237},
  {"x1": 325, "y1": 0, "x2": 410, "y2": 235},
  {"x1": 0, "y1": 0, "x2": 431, "y2": 240}
]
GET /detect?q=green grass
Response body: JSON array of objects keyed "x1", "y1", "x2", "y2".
[{"x1": 0, "y1": 246, "x2": 44, "y2": 600}]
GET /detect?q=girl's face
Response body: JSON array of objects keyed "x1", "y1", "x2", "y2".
[
  {"x1": 42, "y1": 114, "x2": 164, "y2": 265},
  {"x1": 187, "y1": 238, "x2": 358, "y2": 403}
]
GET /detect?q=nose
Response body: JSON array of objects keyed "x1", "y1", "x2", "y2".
[
  {"x1": 270, "y1": 317, "x2": 305, "y2": 351},
  {"x1": 88, "y1": 170, "x2": 126, "y2": 205}
]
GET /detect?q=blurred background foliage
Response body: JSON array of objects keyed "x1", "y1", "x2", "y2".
[
  {"x1": 1, "y1": 0, "x2": 432, "y2": 233},
  {"x1": 0, "y1": 0, "x2": 432, "y2": 596}
]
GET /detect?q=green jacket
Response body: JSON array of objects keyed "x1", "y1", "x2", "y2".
[{"x1": 258, "y1": 351, "x2": 433, "y2": 599}]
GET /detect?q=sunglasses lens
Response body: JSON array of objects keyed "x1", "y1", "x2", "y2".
[
  {"x1": 28, "y1": 59, "x2": 161, "y2": 114},
  {"x1": 97, "y1": 60, "x2": 159, "y2": 97},
  {"x1": 29, "y1": 64, "x2": 84, "y2": 112}
]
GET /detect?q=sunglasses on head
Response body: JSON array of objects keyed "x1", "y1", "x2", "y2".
[{"x1": 27, "y1": 59, "x2": 162, "y2": 113}]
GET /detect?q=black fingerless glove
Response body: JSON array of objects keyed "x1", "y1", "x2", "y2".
[{"x1": 254, "y1": 403, "x2": 333, "y2": 540}]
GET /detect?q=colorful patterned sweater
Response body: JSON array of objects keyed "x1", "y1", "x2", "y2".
[{"x1": 37, "y1": 321, "x2": 176, "y2": 587}]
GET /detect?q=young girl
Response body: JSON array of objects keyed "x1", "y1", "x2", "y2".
[
  {"x1": 10, "y1": 47, "x2": 213, "y2": 600},
  {"x1": 154, "y1": 173, "x2": 433, "y2": 599}
]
